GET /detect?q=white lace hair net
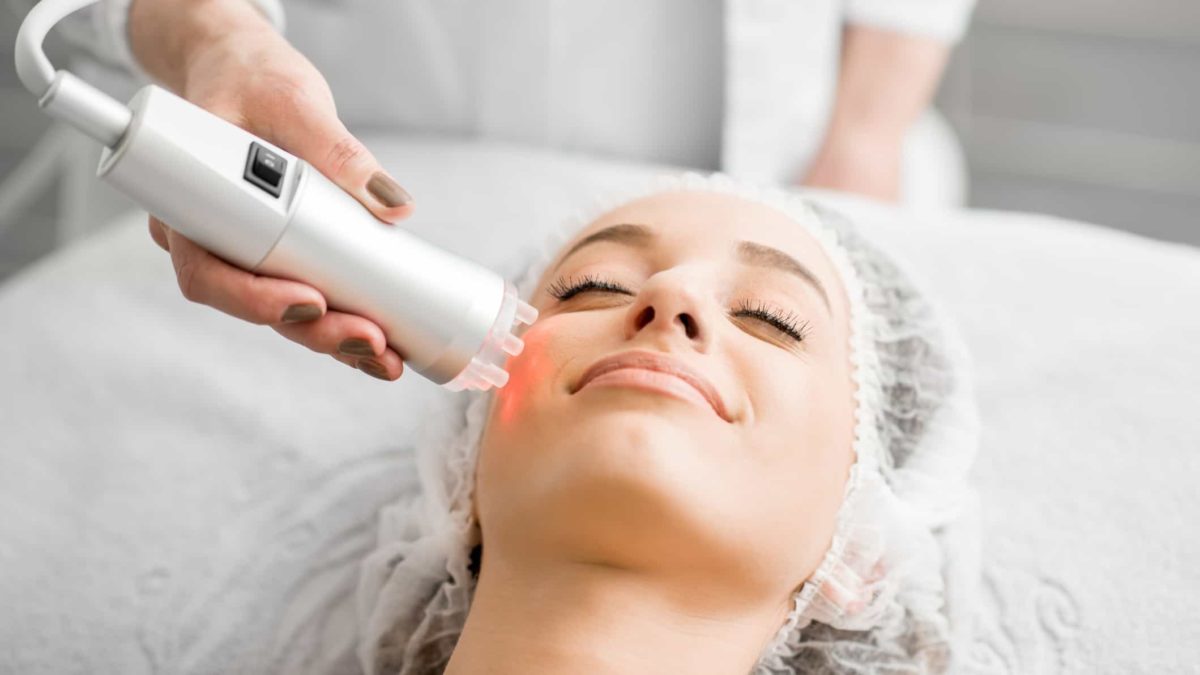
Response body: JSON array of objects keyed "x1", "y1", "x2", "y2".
[{"x1": 355, "y1": 173, "x2": 981, "y2": 675}]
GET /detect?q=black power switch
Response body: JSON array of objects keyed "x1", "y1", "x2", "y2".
[{"x1": 244, "y1": 142, "x2": 287, "y2": 197}]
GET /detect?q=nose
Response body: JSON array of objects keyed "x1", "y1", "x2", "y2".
[{"x1": 624, "y1": 271, "x2": 713, "y2": 350}]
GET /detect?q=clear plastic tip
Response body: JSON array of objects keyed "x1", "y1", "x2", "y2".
[{"x1": 445, "y1": 281, "x2": 538, "y2": 392}]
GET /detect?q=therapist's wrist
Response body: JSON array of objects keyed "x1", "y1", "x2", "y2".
[
  {"x1": 801, "y1": 122, "x2": 903, "y2": 202},
  {"x1": 129, "y1": 0, "x2": 277, "y2": 93},
  {"x1": 823, "y1": 103, "x2": 912, "y2": 152}
]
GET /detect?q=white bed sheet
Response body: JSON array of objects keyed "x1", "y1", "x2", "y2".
[{"x1": 1, "y1": 139, "x2": 1197, "y2": 673}]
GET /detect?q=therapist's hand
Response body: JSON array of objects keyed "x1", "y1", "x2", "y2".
[
  {"x1": 802, "y1": 126, "x2": 902, "y2": 202},
  {"x1": 799, "y1": 25, "x2": 950, "y2": 204},
  {"x1": 131, "y1": 0, "x2": 410, "y2": 380}
]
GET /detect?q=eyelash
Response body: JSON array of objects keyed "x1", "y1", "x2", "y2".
[
  {"x1": 730, "y1": 299, "x2": 811, "y2": 342},
  {"x1": 547, "y1": 274, "x2": 628, "y2": 301},
  {"x1": 547, "y1": 274, "x2": 811, "y2": 342}
]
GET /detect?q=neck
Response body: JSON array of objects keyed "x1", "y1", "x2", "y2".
[{"x1": 444, "y1": 553, "x2": 791, "y2": 675}]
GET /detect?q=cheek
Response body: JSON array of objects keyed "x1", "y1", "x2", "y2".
[
  {"x1": 491, "y1": 322, "x2": 560, "y2": 429},
  {"x1": 735, "y1": 353, "x2": 856, "y2": 568},
  {"x1": 759, "y1": 359, "x2": 855, "y2": 488},
  {"x1": 477, "y1": 323, "x2": 563, "y2": 523},
  {"x1": 482, "y1": 314, "x2": 596, "y2": 447}
]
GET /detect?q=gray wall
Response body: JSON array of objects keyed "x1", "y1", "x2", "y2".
[
  {"x1": 1, "y1": 1, "x2": 1198, "y2": 282},
  {"x1": 936, "y1": 0, "x2": 1200, "y2": 245},
  {"x1": 0, "y1": 8, "x2": 60, "y2": 280}
]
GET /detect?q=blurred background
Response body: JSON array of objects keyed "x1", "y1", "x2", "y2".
[{"x1": 2, "y1": 0, "x2": 1198, "y2": 283}]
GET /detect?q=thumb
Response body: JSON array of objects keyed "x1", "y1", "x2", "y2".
[{"x1": 265, "y1": 101, "x2": 414, "y2": 224}]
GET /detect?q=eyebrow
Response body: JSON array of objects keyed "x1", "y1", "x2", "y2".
[
  {"x1": 558, "y1": 223, "x2": 654, "y2": 260},
  {"x1": 553, "y1": 223, "x2": 832, "y2": 313},
  {"x1": 736, "y1": 241, "x2": 831, "y2": 311}
]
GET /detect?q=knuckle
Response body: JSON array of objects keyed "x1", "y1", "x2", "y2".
[
  {"x1": 242, "y1": 279, "x2": 285, "y2": 326},
  {"x1": 175, "y1": 257, "x2": 204, "y2": 303},
  {"x1": 254, "y1": 79, "x2": 314, "y2": 133},
  {"x1": 263, "y1": 73, "x2": 332, "y2": 122},
  {"x1": 324, "y1": 135, "x2": 367, "y2": 178},
  {"x1": 306, "y1": 340, "x2": 330, "y2": 355},
  {"x1": 264, "y1": 77, "x2": 312, "y2": 114},
  {"x1": 240, "y1": 283, "x2": 272, "y2": 324},
  {"x1": 289, "y1": 329, "x2": 329, "y2": 354},
  {"x1": 245, "y1": 302, "x2": 274, "y2": 326}
]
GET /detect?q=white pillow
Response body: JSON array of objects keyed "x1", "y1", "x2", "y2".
[{"x1": 1, "y1": 139, "x2": 1197, "y2": 673}]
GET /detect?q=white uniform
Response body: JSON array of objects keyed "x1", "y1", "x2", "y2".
[{"x1": 48, "y1": 0, "x2": 974, "y2": 192}]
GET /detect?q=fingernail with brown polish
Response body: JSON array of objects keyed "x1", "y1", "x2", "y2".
[
  {"x1": 357, "y1": 357, "x2": 390, "y2": 380},
  {"x1": 281, "y1": 303, "x2": 322, "y2": 323},
  {"x1": 367, "y1": 172, "x2": 412, "y2": 208},
  {"x1": 338, "y1": 337, "x2": 376, "y2": 357}
]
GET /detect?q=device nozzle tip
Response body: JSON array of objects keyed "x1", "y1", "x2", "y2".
[
  {"x1": 501, "y1": 333, "x2": 525, "y2": 356},
  {"x1": 515, "y1": 300, "x2": 538, "y2": 326}
]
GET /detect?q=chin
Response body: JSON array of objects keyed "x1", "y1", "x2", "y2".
[{"x1": 501, "y1": 418, "x2": 724, "y2": 556}]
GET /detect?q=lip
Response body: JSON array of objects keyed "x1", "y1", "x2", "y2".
[{"x1": 571, "y1": 350, "x2": 732, "y2": 423}]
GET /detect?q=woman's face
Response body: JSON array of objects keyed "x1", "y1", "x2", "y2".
[{"x1": 476, "y1": 191, "x2": 856, "y2": 603}]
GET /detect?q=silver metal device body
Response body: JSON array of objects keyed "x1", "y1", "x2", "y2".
[{"x1": 96, "y1": 85, "x2": 532, "y2": 388}]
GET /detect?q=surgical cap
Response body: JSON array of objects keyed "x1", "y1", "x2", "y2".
[{"x1": 355, "y1": 173, "x2": 981, "y2": 675}]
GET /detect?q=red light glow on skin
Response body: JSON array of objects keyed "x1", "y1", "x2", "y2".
[{"x1": 493, "y1": 321, "x2": 556, "y2": 427}]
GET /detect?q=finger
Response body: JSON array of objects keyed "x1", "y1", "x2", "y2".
[
  {"x1": 256, "y1": 87, "x2": 414, "y2": 224},
  {"x1": 166, "y1": 226, "x2": 326, "y2": 324},
  {"x1": 324, "y1": 348, "x2": 404, "y2": 381},
  {"x1": 271, "y1": 309, "x2": 386, "y2": 356},
  {"x1": 355, "y1": 348, "x2": 404, "y2": 381},
  {"x1": 327, "y1": 351, "x2": 404, "y2": 382},
  {"x1": 274, "y1": 312, "x2": 404, "y2": 381},
  {"x1": 148, "y1": 217, "x2": 170, "y2": 252}
]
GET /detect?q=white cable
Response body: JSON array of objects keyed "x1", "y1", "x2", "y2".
[
  {"x1": 14, "y1": 0, "x2": 101, "y2": 96},
  {"x1": 14, "y1": 0, "x2": 132, "y2": 147}
]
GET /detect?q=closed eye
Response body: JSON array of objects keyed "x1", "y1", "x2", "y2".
[
  {"x1": 546, "y1": 274, "x2": 810, "y2": 344},
  {"x1": 730, "y1": 300, "x2": 810, "y2": 342},
  {"x1": 547, "y1": 274, "x2": 634, "y2": 301}
]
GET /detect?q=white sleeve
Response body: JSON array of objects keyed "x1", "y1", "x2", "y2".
[
  {"x1": 842, "y1": 0, "x2": 977, "y2": 43},
  {"x1": 6, "y1": 0, "x2": 286, "y2": 82}
]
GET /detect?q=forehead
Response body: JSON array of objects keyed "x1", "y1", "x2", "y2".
[{"x1": 552, "y1": 191, "x2": 844, "y2": 295}]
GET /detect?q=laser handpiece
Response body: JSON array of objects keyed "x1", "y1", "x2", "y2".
[{"x1": 14, "y1": 0, "x2": 536, "y2": 391}]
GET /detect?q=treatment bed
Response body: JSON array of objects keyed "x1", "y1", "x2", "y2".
[{"x1": 1, "y1": 139, "x2": 1197, "y2": 673}]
